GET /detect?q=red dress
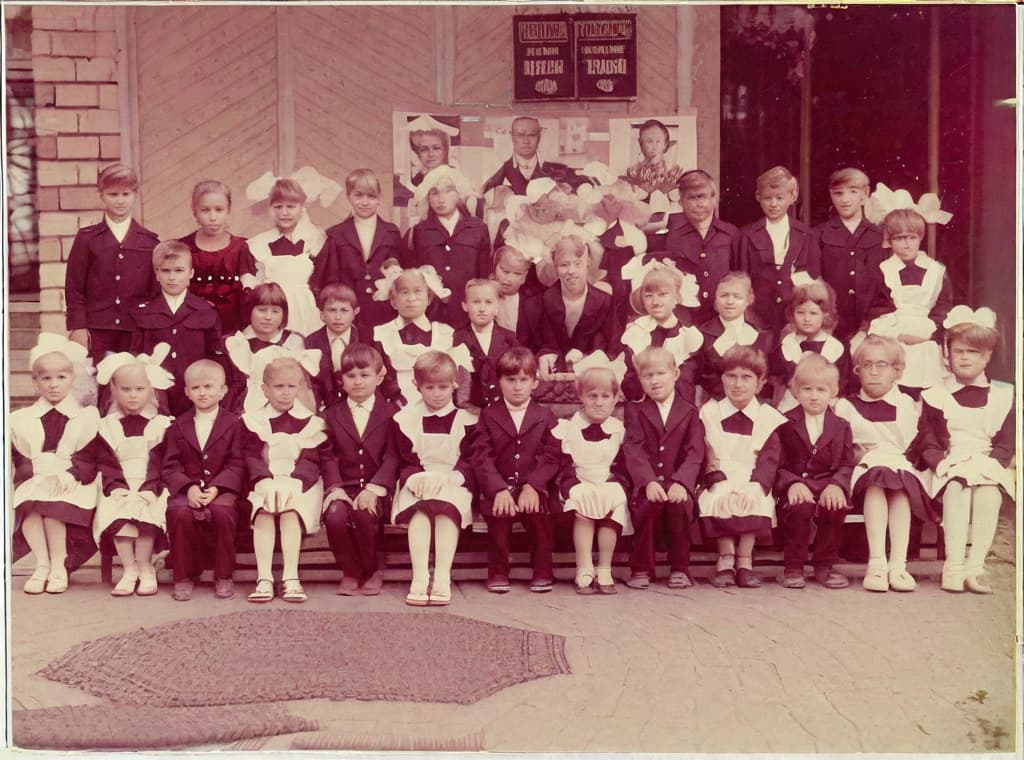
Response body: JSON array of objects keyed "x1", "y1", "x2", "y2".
[{"x1": 181, "y1": 232, "x2": 256, "y2": 334}]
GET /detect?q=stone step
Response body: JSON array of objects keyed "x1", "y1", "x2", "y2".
[{"x1": 7, "y1": 310, "x2": 41, "y2": 330}]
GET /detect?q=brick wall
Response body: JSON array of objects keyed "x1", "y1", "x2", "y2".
[{"x1": 30, "y1": 5, "x2": 120, "y2": 334}]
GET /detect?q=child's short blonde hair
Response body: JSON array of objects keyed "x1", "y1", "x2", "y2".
[
  {"x1": 345, "y1": 168, "x2": 381, "y2": 196},
  {"x1": 184, "y1": 358, "x2": 226, "y2": 386},
  {"x1": 98, "y1": 163, "x2": 139, "y2": 192},
  {"x1": 829, "y1": 167, "x2": 870, "y2": 191},
  {"x1": 632, "y1": 346, "x2": 677, "y2": 374},
  {"x1": 853, "y1": 334, "x2": 905, "y2": 370},
  {"x1": 413, "y1": 350, "x2": 457, "y2": 385},
  {"x1": 716, "y1": 271, "x2": 754, "y2": 298},
  {"x1": 629, "y1": 264, "x2": 682, "y2": 315},
  {"x1": 152, "y1": 239, "x2": 192, "y2": 269},
  {"x1": 191, "y1": 179, "x2": 231, "y2": 211},
  {"x1": 552, "y1": 234, "x2": 588, "y2": 264},
  {"x1": 787, "y1": 279, "x2": 838, "y2": 332},
  {"x1": 262, "y1": 356, "x2": 306, "y2": 385},
  {"x1": 31, "y1": 351, "x2": 74, "y2": 376},
  {"x1": 881, "y1": 208, "x2": 926, "y2": 243},
  {"x1": 269, "y1": 178, "x2": 307, "y2": 205},
  {"x1": 576, "y1": 366, "x2": 619, "y2": 397},
  {"x1": 755, "y1": 165, "x2": 797, "y2": 198},
  {"x1": 464, "y1": 278, "x2": 499, "y2": 300},
  {"x1": 789, "y1": 353, "x2": 839, "y2": 394}
]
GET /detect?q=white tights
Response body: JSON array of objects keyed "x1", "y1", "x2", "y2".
[
  {"x1": 573, "y1": 515, "x2": 617, "y2": 582},
  {"x1": 407, "y1": 511, "x2": 460, "y2": 594},
  {"x1": 863, "y1": 486, "x2": 911, "y2": 572},
  {"x1": 113, "y1": 523, "x2": 155, "y2": 574},
  {"x1": 943, "y1": 482, "x2": 1002, "y2": 578},
  {"x1": 21, "y1": 513, "x2": 67, "y2": 572},
  {"x1": 253, "y1": 511, "x2": 303, "y2": 581}
]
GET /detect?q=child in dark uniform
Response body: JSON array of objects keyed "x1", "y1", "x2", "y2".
[
  {"x1": 454, "y1": 279, "x2": 519, "y2": 410},
  {"x1": 305, "y1": 283, "x2": 360, "y2": 410}
]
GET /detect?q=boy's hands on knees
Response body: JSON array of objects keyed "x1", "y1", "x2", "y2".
[
  {"x1": 518, "y1": 484, "x2": 540, "y2": 513},
  {"x1": 666, "y1": 483, "x2": 688, "y2": 503},
  {"x1": 493, "y1": 489, "x2": 517, "y2": 517},
  {"x1": 187, "y1": 484, "x2": 205, "y2": 509},
  {"x1": 324, "y1": 487, "x2": 347, "y2": 507},
  {"x1": 69, "y1": 328, "x2": 89, "y2": 349},
  {"x1": 646, "y1": 481, "x2": 668, "y2": 503},
  {"x1": 818, "y1": 484, "x2": 847, "y2": 510},
  {"x1": 354, "y1": 489, "x2": 378, "y2": 515},
  {"x1": 787, "y1": 482, "x2": 815, "y2": 505}
]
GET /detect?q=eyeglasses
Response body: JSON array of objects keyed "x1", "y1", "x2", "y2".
[{"x1": 859, "y1": 361, "x2": 892, "y2": 372}]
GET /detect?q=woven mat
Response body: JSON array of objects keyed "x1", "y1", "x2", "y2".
[
  {"x1": 40, "y1": 610, "x2": 570, "y2": 707},
  {"x1": 12, "y1": 702, "x2": 318, "y2": 750}
]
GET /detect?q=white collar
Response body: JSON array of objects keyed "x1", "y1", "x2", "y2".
[
  {"x1": 108, "y1": 406, "x2": 158, "y2": 421},
  {"x1": 402, "y1": 314, "x2": 433, "y2": 332},
  {"x1": 719, "y1": 396, "x2": 759, "y2": 421},
  {"x1": 424, "y1": 401, "x2": 456, "y2": 418},
  {"x1": 267, "y1": 400, "x2": 314, "y2": 420},
  {"x1": 105, "y1": 215, "x2": 131, "y2": 238},
  {"x1": 347, "y1": 395, "x2": 375, "y2": 412},
  {"x1": 946, "y1": 374, "x2": 990, "y2": 391},
  {"x1": 514, "y1": 154, "x2": 538, "y2": 172},
  {"x1": 858, "y1": 384, "x2": 904, "y2": 405},
  {"x1": 243, "y1": 325, "x2": 284, "y2": 343},
  {"x1": 655, "y1": 392, "x2": 676, "y2": 411},
  {"x1": 765, "y1": 215, "x2": 790, "y2": 232},
  {"x1": 471, "y1": 322, "x2": 494, "y2": 337},
  {"x1": 504, "y1": 399, "x2": 530, "y2": 414},
  {"x1": 277, "y1": 229, "x2": 300, "y2": 244},
  {"x1": 30, "y1": 396, "x2": 81, "y2": 419},
  {"x1": 194, "y1": 406, "x2": 220, "y2": 423},
  {"x1": 895, "y1": 252, "x2": 931, "y2": 269},
  {"x1": 328, "y1": 327, "x2": 352, "y2": 343},
  {"x1": 841, "y1": 213, "x2": 863, "y2": 234},
  {"x1": 164, "y1": 291, "x2": 187, "y2": 312},
  {"x1": 353, "y1": 215, "x2": 377, "y2": 229},
  {"x1": 719, "y1": 315, "x2": 747, "y2": 332},
  {"x1": 572, "y1": 410, "x2": 620, "y2": 433}
]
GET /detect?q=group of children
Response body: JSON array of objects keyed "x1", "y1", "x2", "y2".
[{"x1": 12, "y1": 158, "x2": 1013, "y2": 605}]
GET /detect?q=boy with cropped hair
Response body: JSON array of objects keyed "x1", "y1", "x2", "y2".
[{"x1": 306, "y1": 283, "x2": 361, "y2": 409}]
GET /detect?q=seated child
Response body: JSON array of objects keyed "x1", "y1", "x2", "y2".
[
  {"x1": 553, "y1": 360, "x2": 632, "y2": 595},
  {"x1": 454, "y1": 279, "x2": 518, "y2": 410},
  {"x1": 93, "y1": 348, "x2": 175, "y2": 596},
  {"x1": 734, "y1": 166, "x2": 821, "y2": 333},
  {"x1": 867, "y1": 208, "x2": 952, "y2": 394},
  {"x1": 698, "y1": 345, "x2": 786, "y2": 589},
  {"x1": 305, "y1": 283, "x2": 360, "y2": 410},
  {"x1": 310, "y1": 168, "x2": 409, "y2": 333},
  {"x1": 390, "y1": 351, "x2": 479, "y2": 606},
  {"x1": 245, "y1": 177, "x2": 325, "y2": 336},
  {"x1": 696, "y1": 271, "x2": 774, "y2": 402},
  {"x1": 321, "y1": 344, "x2": 399, "y2": 596},
  {"x1": 162, "y1": 360, "x2": 247, "y2": 601},
  {"x1": 834, "y1": 335, "x2": 935, "y2": 592},
  {"x1": 11, "y1": 335, "x2": 100, "y2": 594},
  {"x1": 917, "y1": 307, "x2": 1014, "y2": 594},
  {"x1": 471, "y1": 347, "x2": 561, "y2": 593},
  {"x1": 131, "y1": 240, "x2": 222, "y2": 416},
  {"x1": 493, "y1": 245, "x2": 542, "y2": 349},
  {"x1": 410, "y1": 166, "x2": 491, "y2": 327},
  {"x1": 813, "y1": 167, "x2": 892, "y2": 342},
  {"x1": 242, "y1": 356, "x2": 327, "y2": 604},
  {"x1": 769, "y1": 279, "x2": 850, "y2": 411},
  {"x1": 622, "y1": 347, "x2": 705, "y2": 590},
  {"x1": 774, "y1": 354, "x2": 855, "y2": 590},
  {"x1": 620, "y1": 262, "x2": 703, "y2": 404},
  {"x1": 536, "y1": 234, "x2": 615, "y2": 382}
]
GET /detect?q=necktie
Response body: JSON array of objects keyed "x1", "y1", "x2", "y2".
[{"x1": 41, "y1": 408, "x2": 69, "y2": 452}]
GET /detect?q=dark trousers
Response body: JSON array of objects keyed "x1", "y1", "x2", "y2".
[
  {"x1": 323, "y1": 499, "x2": 381, "y2": 579},
  {"x1": 484, "y1": 512, "x2": 554, "y2": 580},
  {"x1": 780, "y1": 501, "x2": 848, "y2": 570},
  {"x1": 166, "y1": 495, "x2": 238, "y2": 581},
  {"x1": 630, "y1": 496, "x2": 692, "y2": 575}
]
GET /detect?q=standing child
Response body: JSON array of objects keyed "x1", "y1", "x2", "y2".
[
  {"x1": 834, "y1": 336, "x2": 935, "y2": 592},
  {"x1": 93, "y1": 348, "x2": 175, "y2": 596},
  {"x1": 64, "y1": 163, "x2": 159, "y2": 365},
  {"x1": 866, "y1": 208, "x2": 952, "y2": 394},
  {"x1": 411, "y1": 166, "x2": 491, "y2": 327},
  {"x1": 310, "y1": 168, "x2": 409, "y2": 332},
  {"x1": 321, "y1": 344, "x2": 400, "y2": 595},
  {"x1": 620, "y1": 262, "x2": 703, "y2": 404},
  {"x1": 390, "y1": 351, "x2": 478, "y2": 606},
  {"x1": 471, "y1": 347, "x2": 561, "y2": 593},
  {"x1": 734, "y1": 166, "x2": 821, "y2": 333},
  {"x1": 493, "y1": 245, "x2": 542, "y2": 350},
  {"x1": 11, "y1": 335, "x2": 99, "y2": 594},
  {"x1": 132, "y1": 240, "x2": 223, "y2": 416},
  {"x1": 305, "y1": 283, "x2": 360, "y2": 410},
  {"x1": 813, "y1": 168, "x2": 892, "y2": 342},
  {"x1": 162, "y1": 360, "x2": 248, "y2": 601},
  {"x1": 553, "y1": 361, "x2": 632, "y2": 595},
  {"x1": 180, "y1": 179, "x2": 256, "y2": 335},
  {"x1": 769, "y1": 279, "x2": 850, "y2": 412},
  {"x1": 698, "y1": 345, "x2": 786, "y2": 589},
  {"x1": 243, "y1": 356, "x2": 327, "y2": 603},
  {"x1": 917, "y1": 307, "x2": 1014, "y2": 594},
  {"x1": 245, "y1": 178, "x2": 325, "y2": 336},
  {"x1": 622, "y1": 347, "x2": 705, "y2": 590},
  {"x1": 774, "y1": 354, "x2": 855, "y2": 589},
  {"x1": 454, "y1": 279, "x2": 519, "y2": 410}
]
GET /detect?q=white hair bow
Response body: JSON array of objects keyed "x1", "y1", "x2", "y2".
[
  {"x1": 864, "y1": 182, "x2": 953, "y2": 226},
  {"x1": 250, "y1": 345, "x2": 323, "y2": 385},
  {"x1": 943, "y1": 304, "x2": 997, "y2": 331},
  {"x1": 570, "y1": 350, "x2": 628, "y2": 386},
  {"x1": 245, "y1": 166, "x2": 343, "y2": 208},
  {"x1": 622, "y1": 258, "x2": 700, "y2": 308},
  {"x1": 96, "y1": 343, "x2": 175, "y2": 389},
  {"x1": 373, "y1": 265, "x2": 452, "y2": 304},
  {"x1": 30, "y1": 333, "x2": 89, "y2": 368}
]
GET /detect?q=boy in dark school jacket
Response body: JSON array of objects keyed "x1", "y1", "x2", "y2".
[
  {"x1": 321, "y1": 344, "x2": 399, "y2": 596},
  {"x1": 162, "y1": 360, "x2": 247, "y2": 602},
  {"x1": 774, "y1": 354, "x2": 854, "y2": 589},
  {"x1": 733, "y1": 166, "x2": 821, "y2": 334},
  {"x1": 132, "y1": 240, "x2": 223, "y2": 416},
  {"x1": 470, "y1": 347, "x2": 561, "y2": 593},
  {"x1": 65, "y1": 163, "x2": 160, "y2": 365},
  {"x1": 623, "y1": 347, "x2": 705, "y2": 589},
  {"x1": 453, "y1": 279, "x2": 519, "y2": 410},
  {"x1": 305, "y1": 283, "x2": 360, "y2": 410},
  {"x1": 309, "y1": 169, "x2": 409, "y2": 332}
]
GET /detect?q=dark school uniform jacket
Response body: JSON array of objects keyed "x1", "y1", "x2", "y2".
[
  {"x1": 656, "y1": 217, "x2": 739, "y2": 326},
  {"x1": 321, "y1": 393, "x2": 400, "y2": 499},
  {"x1": 310, "y1": 216, "x2": 409, "y2": 331},
  {"x1": 696, "y1": 316, "x2": 775, "y2": 401},
  {"x1": 305, "y1": 324, "x2": 360, "y2": 411},
  {"x1": 536, "y1": 285, "x2": 615, "y2": 371},
  {"x1": 411, "y1": 213, "x2": 491, "y2": 327},
  {"x1": 733, "y1": 216, "x2": 822, "y2": 333},
  {"x1": 453, "y1": 323, "x2": 519, "y2": 409},
  {"x1": 471, "y1": 400, "x2": 561, "y2": 516},
  {"x1": 161, "y1": 408, "x2": 247, "y2": 498},
  {"x1": 65, "y1": 219, "x2": 160, "y2": 332},
  {"x1": 774, "y1": 407, "x2": 855, "y2": 501}
]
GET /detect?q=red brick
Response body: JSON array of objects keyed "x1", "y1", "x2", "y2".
[
  {"x1": 40, "y1": 262, "x2": 68, "y2": 290},
  {"x1": 36, "y1": 136, "x2": 59, "y2": 159},
  {"x1": 55, "y1": 84, "x2": 98, "y2": 107},
  {"x1": 78, "y1": 162, "x2": 99, "y2": 185},
  {"x1": 61, "y1": 236, "x2": 81, "y2": 257},
  {"x1": 32, "y1": 8, "x2": 78, "y2": 31},
  {"x1": 37, "y1": 187, "x2": 61, "y2": 211},
  {"x1": 57, "y1": 135, "x2": 99, "y2": 160},
  {"x1": 94, "y1": 31, "x2": 118, "y2": 58},
  {"x1": 99, "y1": 135, "x2": 121, "y2": 160},
  {"x1": 35, "y1": 83, "x2": 56, "y2": 107},
  {"x1": 38, "y1": 211, "x2": 81, "y2": 237},
  {"x1": 31, "y1": 30, "x2": 50, "y2": 55},
  {"x1": 75, "y1": 57, "x2": 117, "y2": 82},
  {"x1": 37, "y1": 160, "x2": 79, "y2": 186},
  {"x1": 60, "y1": 186, "x2": 103, "y2": 211},
  {"x1": 38, "y1": 238, "x2": 63, "y2": 262},
  {"x1": 35, "y1": 107, "x2": 79, "y2": 136},
  {"x1": 33, "y1": 56, "x2": 76, "y2": 82},
  {"x1": 79, "y1": 109, "x2": 119, "y2": 134},
  {"x1": 98, "y1": 85, "x2": 119, "y2": 111},
  {"x1": 49, "y1": 31, "x2": 95, "y2": 57}
]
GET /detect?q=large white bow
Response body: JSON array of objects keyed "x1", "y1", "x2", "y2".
[
  {"x1": 96, "y1": 343, "x2": 175, "y2": 389},
  {"x1": 943, "y1": 304, "x2": 997, "y2": 331},
  {"x1": 245, "y1": 166, "x2": 342, "y2": 208},
  {"x1": 864, "y1": 182, "x2": 953, "y2": 226}
]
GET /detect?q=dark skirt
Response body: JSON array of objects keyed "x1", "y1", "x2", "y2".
[
  {"x1": 393, "y1": 498, "x2": 463, "y2": 526},
  {"x1": 852, "y1": 466, "x2": 937, "y2": 523},
  {"x1": 699, "y1": 514, "x2": 774, "y2": 541}
]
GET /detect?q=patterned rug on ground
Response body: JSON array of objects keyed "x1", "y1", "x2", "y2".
[
  {"x1": 13, "y1": 703, "x2": 318, "y2": 750},
  {"x1": 39, "y1": 610, "x2": 570, "y2": 707}
]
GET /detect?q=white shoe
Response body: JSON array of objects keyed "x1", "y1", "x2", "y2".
[
  {"x1": 940, "y1": 564, "x2": 965, "y2": 593},
  {"x1": 45, "y1": 566, "x2": 69, "y2": 594},
  {"x1": 112, "y1": 564, "x2": 139, "y2": 597},
  {"x1": 862, "y1": 565, "x2": 888, "y2": 592},
  {"x1": 965, "y1": 574, "x2": 993, "y2": 594},
  {"x1": 888, "y1": 568, "x2": 917, "y2": 592},
  {"x1": 136, "y1": 564, "x2": 158, "y2": 596}
]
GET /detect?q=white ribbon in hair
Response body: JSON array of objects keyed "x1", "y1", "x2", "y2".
[
  {"x1": 30, "y1": 333, "x2": 89, "y2": 368},
  {"x1": 622, "y1": 258, "x2": 700, "y2": 308},
  {"x1": 96, "y1": 343, "x2": 175, "y2": 389},
  {"x1": 943, "y1": 304, "x2": 997, "y2": 331},
  {"x1": 570, "y1": 349, "x2": 628, "y2": 386},
  {"x1": 250, "y1": 345, "x2": 323, "y2": 386},
  {"x1": 412, "y1": 165, "x2": 477, "y2": 209},
  {"x1": 245, "y1": 166, "x2": 343, "y2": 208},
  {"x1": 864, "y1": 182, "x2": 953, "y2": 226},
  {"x1": 373, "y1": 264, "x2": 451, "y2": 304}
]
